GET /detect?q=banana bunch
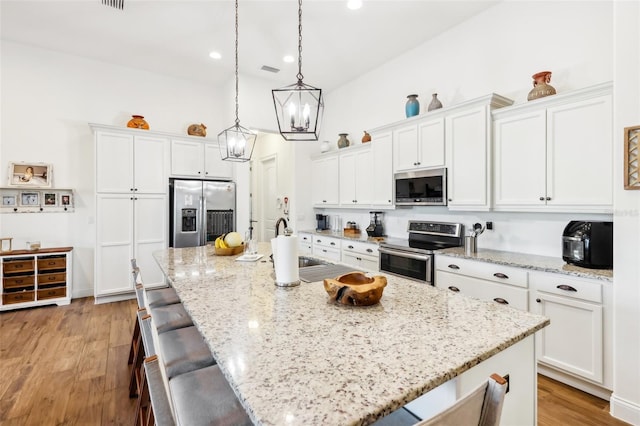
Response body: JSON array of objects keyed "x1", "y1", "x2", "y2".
[{"x1": 214, "y1": 233, "x2": 229, "y2": 249}]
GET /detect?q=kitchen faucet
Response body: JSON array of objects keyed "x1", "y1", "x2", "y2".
[{"x1": 275, "y1": 217, "x2": 291, "y2": 237}]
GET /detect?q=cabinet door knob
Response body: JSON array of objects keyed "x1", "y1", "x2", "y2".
[
  {"x1": 348, "y1": 245, "x2": 354, "y2": 249},
  {"x1": 448, "y1": 286, "x2": 460, "y2": 292},
  {"x1": 134, "y1": 188, "x2": 138, "y2": 192},
  {"x1": 130, "y1": 188, "x2": 134, "y2": 192},
  {"x1": 448, "y1": 264, "x2": 460, "y2": 270},
  {"x1": 198, "y1": 171, "x2": 201, "y2": 174},
  {"x1": 539, "y1": 197, "x2": 545, "y2": 201},
  {"x1": 493, "y1": 272, "x2": 509, "y2": 279},
  {"x1": 494, "y1": 297, "x2": 509, "y2": 305},
  {"x1": 536, "y1": 298, "x2": 541, "y2": 303},
  {"x1": 448, "y1": 198, "x2": 452, "y2": 202},
  {"x1": 356, "y1": 257, "x2": 362, "y2": 261},
  {"x1": 556, "y1": 284, "x2": 577, "y2": 292},
  {"x1": 546, "y1": 197, "x2": 551, "y2": 201},
  {"x1": 417, "y1": 161, "x2": 421, "y2": 165}
]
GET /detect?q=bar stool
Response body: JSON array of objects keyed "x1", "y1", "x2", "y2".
[
  {"x1": 135, "y1": 355, "x2": 176, "y2": 426},
  {"x1": 169, "y1": 365, "x2": 252, "y2": 426}
]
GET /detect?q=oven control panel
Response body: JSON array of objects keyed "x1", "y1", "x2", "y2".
[{"x1": 407, "y1": 221, "x2": 462, "y2": 237}]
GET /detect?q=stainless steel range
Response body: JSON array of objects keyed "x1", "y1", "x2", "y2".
[{"x1": 379, "y1": 221, "x2": 464, "y2": 284}]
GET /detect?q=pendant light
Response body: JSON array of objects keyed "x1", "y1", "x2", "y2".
[
  {"x1": 218, "y1": 0, "x2": 257, "y2": 162},
  {"x1": 272, "y1": 0, "x2": 324, "y2": 141}
]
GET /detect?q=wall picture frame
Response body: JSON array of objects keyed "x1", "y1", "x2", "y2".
[
  {"x1": 7, "y1": 162, "x2": 52, "y2": 188},
  {"x1": 20, "y1": 192, "x2": 40, "y2": 206},
  {"x1": 624, "y1": 125, "x2": 640, "y2": 190},
  {"x1": 60, "y1": 193, "x2": 72, "y2": 206},
  {"x1": 44, "y1": 192, "x2": 57, "y2": 206}
]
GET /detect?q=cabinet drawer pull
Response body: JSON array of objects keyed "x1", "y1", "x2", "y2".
[
  {"x1": 348, "y1": 245, "x2": 354, "y2": 249},
  {"x1": 447, "y1": 264, "x2": 460, "y2": 270},
  {"x1": 447, "y1": 286, "x2": 460, "y2": 292},
  {"x1": 330, "y1": 242, "x2": 335, "y2": 246},
  {"x1": 366, "y1": 248, "x2": 373, "y2": 253},
  {"x1": 493, "y1": 297, "x2": 509, "y2": 305},
  {"x1": 493, "y1": 272, "x2": 509, "y2": 279},
  {"x1": 356, "y1": 257, "x2": 362, "y2": 261},
  {"x1": 47, "y1": 261, "x2": 56, "y2": 266},
  {"x1": 316, "y1": 240, "x2": 321, "y2": 243},
  {"x1": 322, "y1": 249, "x2": 327, "y2": 253},
  {"x1": 556, "y1": 284, "x2": 577, "y2": 292},
  {"x1": 15, "y1": 279, "x2": 24, "y2": 284}
]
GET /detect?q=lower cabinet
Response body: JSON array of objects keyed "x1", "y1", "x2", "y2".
[
  {"x1": 312, "y1": 235, "x2": 341, "y2": 262},
  {"x1": 1, "y1": 248, "x2": 73, "y2": 311},
  {"x1": 435, "y1": 254, "x2": 612, "y2": 395},
  {"x1": 95, "y1": 193, "x2": 167, "y2": 300},
  {"x1": 341, "y1": 241, "x2": 379, "y2": 272},
  {"x1": 529, "y1": 272, "x2": 609, "y2": 387},
  {"x1": 298, "y1": 233, "x2": 312, "y2": 255}
]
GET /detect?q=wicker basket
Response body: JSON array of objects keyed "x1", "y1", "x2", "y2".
[{"x1": 214, "y1": 245, "x2": 244, "y2": 256}]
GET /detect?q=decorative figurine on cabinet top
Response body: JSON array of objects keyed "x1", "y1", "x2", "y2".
[
  {"x1": 362, "y1": 131, "x2": 372, "y2": 143},
  {"x1": 428, "y1": 93, "x2": 443, "y2": 111},
  {"x1": 188, "y1": 123, "x2": 207, "y2": 137},
  {"x1": 127, "y1": 115, "x2": 150, "y2": 130},
  {"x1": 337, "y1": 133, "x2": 350, "y2": 149},
  {"x1": 527, "y1": 71, "x2": 557, "y2": 101}
]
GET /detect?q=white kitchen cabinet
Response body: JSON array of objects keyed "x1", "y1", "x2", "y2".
[
  {"x1": 171, "y1": 138, "x2": 233, "y2": 180},
  {"x1": 92, "y1": 124, "x2": 169, "y2": 302},
  {"x1": 311, "y1": 154, "x2": 340, "y2": 207},
  {"x1": 95, "y1": 130, "x2": 168, "y2": 194},
  {"x1": 312, "y1": 235, "x2": 341, "y2": 262},
  {"x1": 342, "y1": 240, "x2": 379, "y2": 272},
  {"x1": 493, "y1": 82, "x2": 613, "y2": 212},
  {"x1": 298, "y1": 232, "x2": 312, "y2": 255},
  {"x1": 435, "y1": 255, "x2": 528, "y2": 311},
  {"x1": 370, "y1": 131, "x2": 394, "y2": 206},
  {"x1": 445, "y1": 94, "x2": 513, "y2": 211},
  {"x1": 530, "y1": 272, "x2": 609, "y2": 386},
  {"x1": 95, "y1": 193, "x2": 167, "y2": 298},
  {"x1": 339, "y1": 146, "x2": 373, "y2": 206},
  {"x1": 393, "y1": 116, "x2": 445, "y2": 172}
]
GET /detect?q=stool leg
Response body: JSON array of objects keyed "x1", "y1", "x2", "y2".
[
  {"x1": 128, "y1": 315, "x2": 141, "y2": 365},
  {"x1": 129, "y1": 332, "x2": 144, "y2": 398},
  {"x1": 134, "y1": 364, "x2": 150, "y2": 426}
]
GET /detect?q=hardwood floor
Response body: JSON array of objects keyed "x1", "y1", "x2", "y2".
[{"x1": 0, "y1": 297, "x2": 631, "y2": 425}]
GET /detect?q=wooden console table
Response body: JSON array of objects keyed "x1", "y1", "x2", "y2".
[{"x1": 0, "y1": 247, "x2": 73, "y2": 311}]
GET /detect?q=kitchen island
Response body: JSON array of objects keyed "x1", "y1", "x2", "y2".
[{"x1": 153, "y1": 243, "x2": 549, "y2": 425}]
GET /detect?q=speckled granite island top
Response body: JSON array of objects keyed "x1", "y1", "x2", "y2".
[
  {"x1": 437, "y1": 247, "x2": 613, "y2": 281},
  {"x1": 153, "y1": 243, "x2": 549, "y2": 426}
]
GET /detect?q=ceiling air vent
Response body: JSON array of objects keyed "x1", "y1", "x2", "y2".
[
  {"x1": 102, "y1": 0, "x2": 124, "y2": 10},
  {"x1": 261, "y1": 65, "x2": 280, "y2": 74}
]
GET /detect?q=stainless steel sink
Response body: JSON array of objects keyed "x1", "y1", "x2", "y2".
[{"x1": 298, "y1": 256, "x2": 329, "y2": 268}]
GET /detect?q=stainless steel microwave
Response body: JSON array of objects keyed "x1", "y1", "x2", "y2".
[{"x1": 394, "y1": 168, "x2": 447, "y2": 206}]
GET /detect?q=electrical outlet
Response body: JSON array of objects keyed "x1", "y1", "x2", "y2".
[{"x1": 486, "y1": 221, "x2": 493, "y2": 230}]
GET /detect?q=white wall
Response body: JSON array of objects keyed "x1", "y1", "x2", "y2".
[
  {"x1": 0, "y1": 41, "x2": 224, "y2": 297},
  {"x1": 611, "y1": 1, "x2": 640, "y2": 423}
]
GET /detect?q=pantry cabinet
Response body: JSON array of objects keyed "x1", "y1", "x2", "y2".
[
  {"x1": 493, "y1": 82, "x2": 613, "y2": 212},
  {"x1": 445, "y1": 94, "x2": 513, "y2": 211},
  {"x1": 339, "y1": 146, "x2": 373, "y2": 206},
  {"x1": 0, "y1": 248, "x2": 73, "y2": 311},
  {"x1": 92, "y1": 124, "x2": 169, "y2": 302},
  {"x1": 170, "y1": 138, "x2": 233, "y2": 180},
  {"x1": 311, "y1": 154, "x2": 340, "y2": 207}
]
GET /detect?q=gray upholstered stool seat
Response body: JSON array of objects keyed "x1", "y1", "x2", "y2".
[
  {"x1": 158, "y1": 326, "x2": 216, "y2": 380},
  {"x1": 145, "y1": 286, "x2": 180, "y2": 309},
  {"x1": 371, "y1": 407, "x2": 420, "y2": 425},
  {"x1": 149, "y1": 303, "x2": 193, "y2": 334},
  {"x1": 169, "y1": 365, "x2": 252, "y2": 426}
]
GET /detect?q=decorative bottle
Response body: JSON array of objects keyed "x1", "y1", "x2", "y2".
[
  {"x1": 428, "y1": 93, "x2": 443, "y2": 111},
  {"x1": 405, "y1": 94, "x2": 420, "y2": 118},
  {"x1": 337, "y1": 133, "x2": 350, "y2": 149}
]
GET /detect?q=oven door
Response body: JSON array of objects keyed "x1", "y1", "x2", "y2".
[{"x1": 379, "y1": 247, "x2": 432, "y2": 284}]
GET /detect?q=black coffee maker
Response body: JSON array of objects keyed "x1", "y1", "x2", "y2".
[
  {"x1": 366, "y1": 211, "x2": 384, "y2": 237},
  {"x1": 316, "y1": 214, "x2": 329, "y2": 231}
]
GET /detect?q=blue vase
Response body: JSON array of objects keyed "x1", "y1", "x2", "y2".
[{"x1": 405, "y1": 94, "x2": 419, "y2": 118}]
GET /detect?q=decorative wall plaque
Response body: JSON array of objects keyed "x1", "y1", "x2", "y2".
[{"x1": 624, "y1": 125, "x2": 640, "y2": 190}]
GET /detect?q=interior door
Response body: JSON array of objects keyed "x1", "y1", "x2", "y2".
[{"x1": 258, "y1": 155, "x2": 278, "y2": 242}]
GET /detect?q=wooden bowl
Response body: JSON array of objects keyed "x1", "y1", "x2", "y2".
[
  {"x1": 323, "y1": 272, "x2": 387, "y2": 306},
  {"x1": 214, "y1": 245, "x2": 244, "y2": 256}
]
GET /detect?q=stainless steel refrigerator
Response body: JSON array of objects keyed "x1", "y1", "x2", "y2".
[{"x1": 169, "y1": 179, "x2": 236, "y2": 248}]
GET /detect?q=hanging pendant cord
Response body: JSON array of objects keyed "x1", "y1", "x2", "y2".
[
  {"x1": 234, "y1": 0, "x2": 240, "y2": 125},
  {"x1": 296, "y1": 0, "x2": 304, "y2": 83}
]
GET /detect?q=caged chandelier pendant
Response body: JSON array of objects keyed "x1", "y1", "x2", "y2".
[
  {"x1": 218, "y1": 0, "x2": 257, "y2": 162},
  {"x1": 272, "y1": 0, "x2": 324, "y2": 141}
]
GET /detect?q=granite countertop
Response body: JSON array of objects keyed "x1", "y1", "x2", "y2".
[
  {"x1": 437, "y1": 247, "x2": 613, "y2": 282},
  {"x1": 153, "y1": 243, "x2": 549, "y2": 426}
]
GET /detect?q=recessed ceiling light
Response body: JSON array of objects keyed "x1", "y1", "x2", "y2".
[
  {"x1": 283, "y1": 55, "x2": 295, "y2": 63},
  {"x1": 209, "y1": 51, "x2": 222, "y2": 59},
  {"x1": 347, "y1": 0, "x2": 362, "y2": 10}
]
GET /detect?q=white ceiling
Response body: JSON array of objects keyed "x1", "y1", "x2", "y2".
[{"x1": 0, "y1": 0, "x2": 499, "y2": 91}]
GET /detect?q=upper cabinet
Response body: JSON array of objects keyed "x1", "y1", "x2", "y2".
[
  {"x1": 446, "y1": 94, "x2": 514, "y2": 211},
  {"x1": 393, "y1": 115, "x2": 445, "y2": 172},
  {"x1": 311, "y1": 153, "x2": 340, "y2": 207},
  {"x1": 493, "y1": 83, "x2": 613, "y2": 213},
  {"x1": 171, "y1": 138, "x2": 233, "y2": 180},
  {"x1": 370, "y1": 131, "x2": 394, "y2": 206},
  {"x1": 94, "y1": 127, "x2": 168, "y2": 194},
  {"x1": 339, "y1": 145, "x2": 373, "y2": 206}
]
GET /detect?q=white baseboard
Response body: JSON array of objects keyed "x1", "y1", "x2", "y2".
[
  {"x1": 73, "y1": 288, "x2": 94, "y2": 299},
  {"x1": 538, "y1": 364, "x2": 612, "y2": 401},
  {"x1": 610, "y1": 394, "x2": 640, "y2": 426},
  {"x1": 94, "y1": 292, "x2": 136, "y2": 304}
]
